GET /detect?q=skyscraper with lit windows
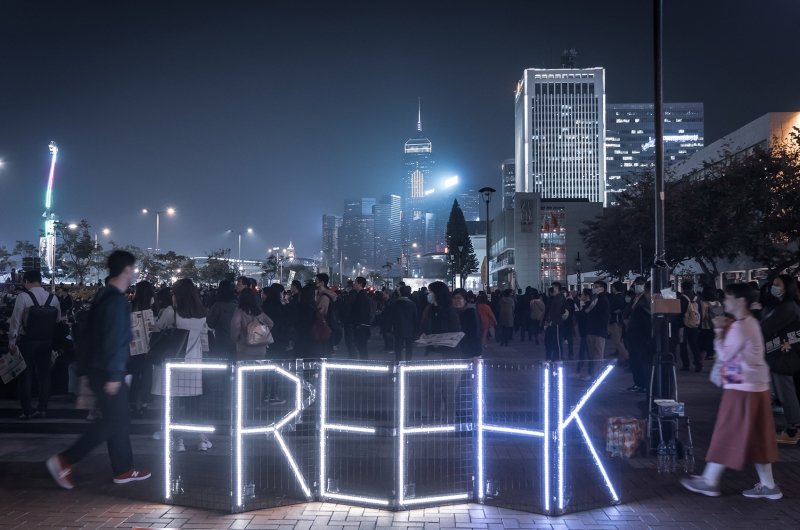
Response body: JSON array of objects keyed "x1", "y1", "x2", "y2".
[
  {"x1": 514, "y1": 67, "x2": 607, "y2": 205},
  {"x1": 403, "y1": 99, "x2": 436, "y2": 255}
]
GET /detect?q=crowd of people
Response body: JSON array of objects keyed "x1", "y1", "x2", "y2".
[{"x1": 2, "y1": 255, "x2": 799, "y2": 499}]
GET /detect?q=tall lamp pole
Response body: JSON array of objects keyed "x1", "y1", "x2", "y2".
[
  {"x1": 458, "y1": 244, "x2": 464, "y2": 289},
  {"x1": 479, "y1": 187, "x2": 496, "y2": 290},
  {"x1": 142, "y1": 207, "x2": 176, "y2": 253},
  {"x1": 652, "y1": 0, "x2": 673, "y2": 404}
]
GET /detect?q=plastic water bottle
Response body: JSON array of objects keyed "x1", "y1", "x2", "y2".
[{"x1": 657, "y1": 440, "x2": 668, "y2": 473}]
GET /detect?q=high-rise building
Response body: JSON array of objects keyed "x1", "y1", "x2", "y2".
[
  {"x1": 373, "y1": 194, "x2": 402, "y2": 271},
  {"x1": 501, "y1": 158, "x2": 515, "y2": 210},
  {"x1": 321, "y1": 214, "x2": 342, "y2": 263},
  {"x1": 606, "y1": 102, "x2": 704, "y2": 203},
  {"x1": 338, "y1": 198, "x2": 376, "y2": 270},
  {"x1": 515, "y1": 67, "x2": 607, "y2": 205},
  {"x1": 403, "y1": 99, "x2": 436, "y2": 254},
  {"x1": 457, "y1": 190, "x2": 481, "y2": 222}
]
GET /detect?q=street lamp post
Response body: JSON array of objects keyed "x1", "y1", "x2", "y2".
[
  {"x1": 458, "y1": 244, "x2": 464, "y2": 289},
  {"x1": 478, "y1": 187, "x2": 496, "y2": 290},
  {"x1": 237, "y1": 228, "x2": 254, "y2": 272},
  {"x1": 142, "y1": 207, "x2": 175, "y2": 253}
]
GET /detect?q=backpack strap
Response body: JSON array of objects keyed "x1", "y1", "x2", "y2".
[
  {"x1": 45, "y1": 293, "x2": 55, "y2": 307},
  {"x1": 27, "y1": 291, "x2": 40, "y2": 307}
]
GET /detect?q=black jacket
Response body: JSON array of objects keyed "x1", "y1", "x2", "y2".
[
  {"x1": 389, "y1": 297, "x2": 418, "y2": 339},
  {"x1": 352, "y1": 290, "x2": 373, "y2": 327},
  {"x1": 586, "y1": 292, "x2": 610, "y2": 337},
  {"x1": 87, "y1": 285, "x2": 133, "y2": 382},
  {"x1": 456, "y1": 306, "x2": 482, "y2": 357},
  {"x1": 761, "y1": 300, "x2": 800, "y2": 340}
]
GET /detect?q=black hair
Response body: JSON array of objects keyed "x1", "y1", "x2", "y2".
[
  {"x1": 551, "y1": 281, "x2": 562, "y2": 289},
  {"x1": 428, "y1": 281, "x2": 452, "y2": 308},
  {"x1": 777, "y1": 274, "x2": 800, "y2": 305},
  {"x1": 172, "y1": 278, "x2": 207, "y2": 318},
  {"x1": 316, "y1": 273, "x2": 330, "y2": 286},
  {"x1": 22, "y1": 270, "x2": 42, "y2": 284},
  {"x1": 453, "y1": 288, "x2": 468, "y2": 299},
  {"x1": 611, "y1": 281, "x2": 625, "y2": 294},
  {"x1": 266, "y1": 282, "x2": 285, "y2": 302},
  {"x1": 133, "y1": 280, "x2": 157, "y2": 313},
  {"x1": 681, "y1": 280, "x2": 694, "y2": 293},
  {"x1": 355, "y1": 276, "x2": 367, "y2": 287},
  {"x1": 238, "y1": 288, "x2": 262, "y2": 317},
  {"x1": 593, "y1": 280, "x2": 607, "y2": 291},
  {"x1": 215, "y1": 280, "x2": 236, "y2": 303},
  {"x1": 724, "y1": 283, "x2": 755, "y2": 308},
  {"x1": 581, "y1": 288, "x2": 593, "y2": 297},
  {"x1": 107, "y1": 250, "x2": 136, "y2": 278}
]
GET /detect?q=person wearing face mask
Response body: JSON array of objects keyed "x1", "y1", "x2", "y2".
[
  {"x1": 580, "y1": 281, "x2": 610, "y2": 381},
  {"x1": 46, "y1": 251, "x2": 151, "y2": 489},
  {"x1": 624, "y1": 278, "x2": 651, "y2": 393},
  {"x1": 681, "y1": 283, "x2": 781, "y2": 500},
  {"x1": 760, "y1": 275, "x2": 800, "y2": 445}
]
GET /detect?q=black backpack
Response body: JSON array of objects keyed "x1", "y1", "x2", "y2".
[
  {"x1": 24, "y1": 291, "x2": 59, "y2": 342},
  {"x1": 323, "y1": 293, "x2": 343, "y2": 345}
]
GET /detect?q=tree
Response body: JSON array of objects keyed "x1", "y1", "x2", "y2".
[
  {"x1": 56, "y1": 220, "x2": 100, "y2": 285},
  {"x1": 445, "y1": 200, "x2": 480, "y2": 288},
  {"x1": 199, "y1": 249, "x2": 232, "y2": 285},
  {"x1": 261, "y1": 254, "x2": 278, "y2": 284},
  {"x1": 0, "y1": 245, "x2": 14, "y2": 272},
  {"x1": 13, "y1": 240, "x2": 38, "y2": 259}
]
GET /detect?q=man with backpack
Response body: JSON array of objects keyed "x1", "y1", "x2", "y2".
[
  {"x1": 46, "y1": 250, "x2": 150, "y2": 489},
  {"x1": 8, "y1": 270, "x2": 61, "y2": 420},
  {"x1": 678, "y1": 280, "x2": 703, "y2": 373}
]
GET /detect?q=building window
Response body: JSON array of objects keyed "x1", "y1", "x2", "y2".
[{"x1": 540, "y1": 207, "x2": 566, "y2": 287}]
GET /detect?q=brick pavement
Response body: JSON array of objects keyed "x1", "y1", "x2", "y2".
[{"x1": 3, "y1": 335, "x2": 800, "y2": 528}]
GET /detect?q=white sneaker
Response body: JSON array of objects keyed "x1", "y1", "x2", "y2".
[
  {"x1": 174, "y1": 438, "x2": 186, "y2": 453},
  {"x1": 197, "y1": 435, "x2": 212, "y2": 452}
]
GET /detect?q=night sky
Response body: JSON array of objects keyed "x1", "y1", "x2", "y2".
[{"x1": 2, "y1": 0, "x2": 798, "y2": 260}]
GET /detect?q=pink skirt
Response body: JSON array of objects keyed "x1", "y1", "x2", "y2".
[{"x1": 706, "y1": 389, "x2": 778, "y2": 470}]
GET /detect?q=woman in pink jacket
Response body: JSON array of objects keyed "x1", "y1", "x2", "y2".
[{"x1": 681, "y1": 283, "x2": 781, "y2": 500}]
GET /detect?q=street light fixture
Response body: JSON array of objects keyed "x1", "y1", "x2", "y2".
[
  {"x1": 142, "y1": 207, "x2": 176, "y2": 252},
  {"x1": 478, "y1": 186, "x2": 496, "y2": 290}
]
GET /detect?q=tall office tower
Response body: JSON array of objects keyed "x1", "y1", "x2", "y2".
[
  {"x1": 338, "y1": 198, "x2": 376, "y2": 270},
  {"x1": 403, "y1": 99, "x2": 436, "y2": 253},
  {"x1": 515, "y1": 67, "x2": 607, "y2": 205},
  {"x1": 321, "y1": 214, "x2": 342, "y2": 263},
  {"x1": 457, "y1": 189, "x2": 481, "y2": 222},
  {"x1": 501, "y1": 158, "x2": 515, "y2": 210},
  {"x1": 606, "y1": 102, "x2": 704, "y2": 204},
  {"x1": 373, "y1": 194, "x2": 402, "y2": 271}
]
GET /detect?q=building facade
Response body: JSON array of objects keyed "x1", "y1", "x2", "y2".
[
  {"x1": 321, "y1": 214, "x2": 342, "y2": 263},
  {"x1": 501, "y1": 158, "x2": 515, "y2": 210},
  {"x1": 606, "y1": 102, "x2": 704, "y2": 203},
  {"x1": 515, "y1": 67, "x2": 607, "y2": 206},
  {"x1": 373, "y1": 194, "x2": 402, "y2": 273},
  {"x1": 403, "y1": 102, "x2": 436, "y2": 258},
  {"x1": 338, "y1": 198, "x2": 376, "y2": 270}
]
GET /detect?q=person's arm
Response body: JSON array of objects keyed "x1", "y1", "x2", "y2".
[
  {"x1": 103, "y1": 296, "x2": 132, "y2": 384},
  {"x1": 714, "y1": 319, "x2": 741, "y2": 362},
  {"x1": 155, "y1": 306, "x2": 175, "y2": 331},
  {"x1": 206, "y1": 304, "x2": 220, "y2": 331},
  {"x1": 7, "y1": 294, "x2": 28, "y2": 350},
  {"x1": 261, "y1": 312, "x2": 274, "y2": 329},
  {"x1": 230, "y1": 309, "x2": 243, "y2": 344},
  {"x1": 761, "y1": 303, "x2": 800, "y2": 339}
]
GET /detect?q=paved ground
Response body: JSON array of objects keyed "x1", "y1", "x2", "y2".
[{"x1": 2, "y1": 333, "x2": 800, "y2": 529}]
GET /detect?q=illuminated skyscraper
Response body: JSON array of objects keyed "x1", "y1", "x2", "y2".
[
  {"x1": 501, "y1": 158, "x2": 515, "y2": 210},
  {"x1": 605, "y1": 103, "x2": 704, "y2": 204},
  {"x1": 403, "y1": 99, "x2": 435, "y2": 254},
  {"x1": 515, "y1": 67, "x2": 607, "y2": 205},
  {"x1": 321, "y1": 214, "x2": 342, "y2": 263},
  {"x1": 373, "y1": 194, "x2": 402, "y2": 271},
  {"x1": 339, "y1": 198, "x2": 376, "y2": 269}
]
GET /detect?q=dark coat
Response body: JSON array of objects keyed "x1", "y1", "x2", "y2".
[
  {"x1": 586, "y1": 292, "x2": 610, "y2": 337},
  {"x1": 389, "y1": 297, "x2": 418, "y2": 339}
]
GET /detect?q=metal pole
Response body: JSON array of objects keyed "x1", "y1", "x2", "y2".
[
  {"x1": 485, "y1": 199, "x2": 491, "y2": 289},
  {"x1": 156, "y1": 212, "x2": 160, "y2": 253},
  {"x1": 238, "y1": 232, "x2": 242, "y2": 272},
  {"x1": 652, "y1": 0, "x2": 673, "y2": 404}
]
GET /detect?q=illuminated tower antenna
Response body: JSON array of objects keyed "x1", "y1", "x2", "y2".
[
  {"x1": 43, "y1": 141, "x2": 59, "y2": 292},
  {"x1": 417, "y1": 97, "x2": 422, "y2": 132}
]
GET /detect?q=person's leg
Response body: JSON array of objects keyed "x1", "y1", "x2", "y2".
[
  {"x1": 34, "y1": 343, "x2": 53, "y2": 413},
  {"x1": 754, "y1": 463, "x2": 776, "y2": 489},
  {"x1": 773, "y1": 374, "x2": 800, "y2": 432},
  {"x1": 688, "y1": 329, "x2": 702, "y2": 370},
  {"x1": 701, "y1": 462, "x2": 726, "y2": 486},
  {"x1": 404, "y1": 338, "x2": 414, "y2": 361},
  {"x1": 678, "y1": 328, "x2": 690, "y2": 369},
  {"x1": 586, "y1": 335, "x2": 598, "y2": 376},
  {"x1": 105, "y1": 382, "x2": 134, "y2": 475},
  {"x1": 62, "y1": 378, "x2": 119, "y2": 467},
  {"x1": 17, "y1": 342, "x2": 35, "y2": 415}
]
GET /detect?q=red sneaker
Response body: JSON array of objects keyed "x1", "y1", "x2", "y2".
[
  {"x1": 113, "y1": 468, "x2": 151, "y2": 484},
  {"x1": 46, "y1": 454, "x2": 75, "y2": 490}
]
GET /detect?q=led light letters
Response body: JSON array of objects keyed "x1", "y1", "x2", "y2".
[{"x1": 164, "y1": 359, "x2": 619, "y2": 515}]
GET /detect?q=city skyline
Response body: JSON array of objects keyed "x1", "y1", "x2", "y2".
[{"x1": 1, "y1": 1, "x2": 798, "y2": 260}]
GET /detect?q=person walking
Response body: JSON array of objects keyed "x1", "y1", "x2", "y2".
[
  {"x1": 679, "y1": 281, "x2": 703, "y2": 372},
  {"x1": 624, "y1": 278, "x2": 651, "y2": 393},
  {"x1": 529, "y1": 290, "x2": 546, "y2": 345},
  {"x1": 543, "y1": 282, "x2": 566, "y2": 360},
  {"x1": 9, "y1": 269, "x2": 61, "y2": 420},
  {"x1": 453, "y1": 288, "x2": 482, "y2": 357},
  {"x1": 681, "y1": 283, "x2": 782, "y2": 500},
  {"x1": 351, "y1": 277, "x2": 372, "y2": 359},
  {"x1": 475, "y1": 293, "x2": 497, "y2": 347},
  {"x1": 46, "y1": 250, "x2": 150, "y2": 489},
  {"x1": 231, "y1": 288, "x2": 274, "y2": 358}
]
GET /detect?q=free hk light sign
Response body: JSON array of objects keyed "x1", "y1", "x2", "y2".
[{"x1": 163, "y1": 359, "x2": 619, "y2": 515}]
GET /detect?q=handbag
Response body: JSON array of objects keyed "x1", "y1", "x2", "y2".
[
  {"x1": 147, "y1": 309, "x2": 189, "y2": 364},
  {"x1": 246, "y1": 314, "x2": 274, "y2": 346},
  {"x1": 765, "y1": 324, "x2": 800, "y2": 375}
]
